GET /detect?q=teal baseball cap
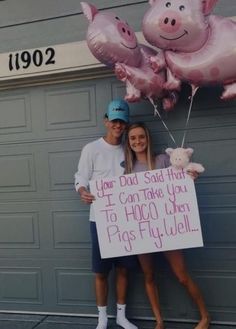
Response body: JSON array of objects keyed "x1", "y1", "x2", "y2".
[{"x1": 107, "y1": 99, "x2": 129, "y2": 123}]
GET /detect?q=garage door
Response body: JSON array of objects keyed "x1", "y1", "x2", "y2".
[
  {"x1": 0, "y1": 75, "x2": 236, "y2": 325},
  {"x1": 0, "y1": 75, "x2": 121, "y2": 315}
]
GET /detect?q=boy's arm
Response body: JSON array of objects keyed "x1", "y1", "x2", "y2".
[
  {"x1": 74, "y1": 144, "x2": 95, "y2": 203},
  {"x1": 78, "y1": 186, "x2": 95, "y2": 204}
]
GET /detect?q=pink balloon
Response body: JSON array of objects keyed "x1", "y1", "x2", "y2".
[
  {"x1": 142, "y1": 0, "x2": 236, "y2": 100},
  {"x1": 81, "y1": 2, "x2": 178, "y2": 110},
  {"x1": 81, "y1": 2, "x2": 141, "y2": 68}
]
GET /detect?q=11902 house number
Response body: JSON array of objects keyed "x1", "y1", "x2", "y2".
[{"x1": 8, "y1": 47, "x2": 56, "y2": 71}]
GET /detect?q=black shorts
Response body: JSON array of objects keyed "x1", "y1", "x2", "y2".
[{"x1": 90, "y1": 221, "x2": 138, "y2": 274}]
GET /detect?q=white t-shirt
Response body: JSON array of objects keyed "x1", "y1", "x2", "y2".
[{"x1": 74, "y1": 137, "x2": 125, "y2": 221}]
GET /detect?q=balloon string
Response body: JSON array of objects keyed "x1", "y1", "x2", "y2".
[
  {"x1": 181, "y1": 86, "x2": 199, "y2": 148},
  {"x1": 148, "y1": 97, "x2": 177, "y2": 146}
]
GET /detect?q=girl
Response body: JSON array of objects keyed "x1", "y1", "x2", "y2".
[{"x1": 124, "y1": 122, "x2": 210, "y2": 329}]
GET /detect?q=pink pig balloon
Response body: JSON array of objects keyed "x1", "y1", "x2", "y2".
[
  {"x1": 142, "y1": 0, "x2": 236, "y2": 100},
  {"x1": 81, "y1": 2, "x2": 178, "y2": 110}
]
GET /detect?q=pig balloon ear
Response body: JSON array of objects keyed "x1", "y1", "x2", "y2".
[
  {"x1": 81, "y1": 2, "x2": 99, "y2": 22},
  {"x1": 202, "y1": 0, "x2": 218, "y2": 15},
  {"x1": 149, "y1": 0, "x2": 157, "y2": 5}
]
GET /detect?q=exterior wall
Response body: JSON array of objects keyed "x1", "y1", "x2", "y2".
[
  {"x1": 0, "y1": 0, "x2": 235, "y2": 327},
  {"x1": 0, "y1": 0, "x2": 235, "y2": 51}
]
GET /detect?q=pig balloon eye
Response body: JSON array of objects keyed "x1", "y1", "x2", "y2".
[
  {"x1": 179, "y1": 5, "x2": 185, "y2": 11},
  {"x1": 115, "y1": 16, "x2": 120, "y2": 20},
  {"x1": 166, "y1": 2, "x2": 171, "y2": 8}
]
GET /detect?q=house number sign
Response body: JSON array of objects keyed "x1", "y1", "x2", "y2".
[
  {"x1": 8, "y1": 47, "x2": 56, "y2": 71},
  {"x1": 0, "y1": 41, "x2": 102, "y2": 81}
]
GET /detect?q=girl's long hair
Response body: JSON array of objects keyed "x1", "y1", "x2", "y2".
[{"x1": 124, "y1": 122, "x2": 156, "y2": 174}]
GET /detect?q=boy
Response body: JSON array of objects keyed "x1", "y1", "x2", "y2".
[{"x1": 75, "y1": 99, "x2": 137, "y2": 329}]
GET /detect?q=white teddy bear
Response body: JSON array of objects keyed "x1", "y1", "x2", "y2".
[{"x1": 165, "y1": 147, "x2": 205, "y2": 173}]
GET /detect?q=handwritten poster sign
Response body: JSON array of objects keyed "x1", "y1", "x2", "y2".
[{"x1": 89, "y1": 168, "x2": 203, "y2": 258}]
